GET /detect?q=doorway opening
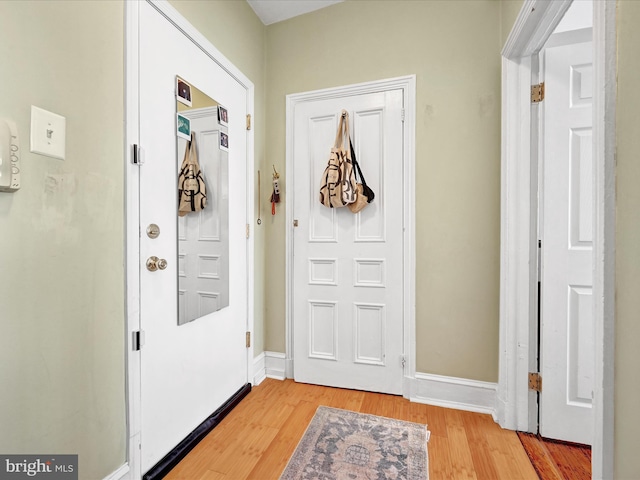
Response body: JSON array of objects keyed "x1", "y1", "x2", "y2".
[{"x1": 498, "y1": 0, "x2": 615, "y2": 477}]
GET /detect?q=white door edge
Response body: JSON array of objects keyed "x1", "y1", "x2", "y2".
[
  {"x1": 499, "y1": 0, "x2": 615, "y2": 478},
  {"x1": 124, "y1": 1, "x2": 255, "y2": 478},
  {"x1": 284, "y1": 75, "x2": 417, "y2": 397}
]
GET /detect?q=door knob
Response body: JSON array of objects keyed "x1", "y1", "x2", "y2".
[{"x1": 146, "y1": 256, "x2": 167, "y2": 272}]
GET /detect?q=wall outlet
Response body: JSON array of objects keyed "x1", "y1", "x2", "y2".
[{"x1": 30, "y1": 106, "x2": 66, "y2": 160}]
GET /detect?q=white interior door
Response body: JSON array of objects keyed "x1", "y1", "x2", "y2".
[
  {"x1": 139, "y1": 2, "x2": 248, "y2": 472},
  {"x1": 292, "y1": 90, "x2": 404, "y2": 395},
  {"x1": 540, "y1": 37, "x2": 593, "y2": 445}
]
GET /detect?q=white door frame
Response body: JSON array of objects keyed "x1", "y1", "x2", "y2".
[
  {"x1": 498, "y1": 1, "x2": 615, "y2": 478},
  {"x1": 284, "y1": 76, "x2": 417, "y2": 396},
  {"x1": 124, "y1": 1, "x2": 255, "y2": 478}
]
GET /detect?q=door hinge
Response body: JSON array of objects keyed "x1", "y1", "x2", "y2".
[
  {"x1": 246, "y1": 114, "x2": 252, "y2": 131},
  {"x1": 531, "y1": 82, "x2": 545, "y2": 103},
  {"x1": 132, "y1": 330, "x2": 145, "y2": 351},
  {"x1": 401, "y1": 109, "x2": 405, "y2": 122},
  {"x1": 401, "y1": 355, "x2": 406, "y2": 368},
  {"x1": 246, "y1": 331, "x2": 251, "y2": 348},
  {"x1": 246, "y1": 223, "x2": 250, "y2": 239},
  {"x1": 132, "y1": 144, "x2": 144, "y2": 165},
  {"x1": 528, "y1": 372, "x2": 542, "y2": 392}
]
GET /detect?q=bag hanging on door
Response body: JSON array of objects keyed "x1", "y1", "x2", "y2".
[
  {"x1": 348, "y1": 137, "x2": 375, "y2": 213},
  {"x1": 319, "y1": 110, "x2": 358, "y2": 208},
  {"x1": 178, "y1": 132, "x2": 207, "y2": 217}
]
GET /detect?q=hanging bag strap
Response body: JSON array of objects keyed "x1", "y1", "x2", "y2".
[
  {"x1": 349, "y1": 137, "x2": 366, "y2": 184},
  {"x1": 349, "y1": 136, "x2": 375, "y2": 203},
  {"x1": 333, "y1": 110, "x2": 351, "y2": 151}
]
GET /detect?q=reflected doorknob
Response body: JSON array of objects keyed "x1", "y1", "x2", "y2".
[{"x1": 146, "y1": 256, "x2": 168, "y2": 272}]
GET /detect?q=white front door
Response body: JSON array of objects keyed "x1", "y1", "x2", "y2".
[
  {"x1": 292, "y1": 89, "x2": 404, "y2": 395},
  {"x1": 540, "y1": 38, "x2": 593, "y2": 445},
  {"x1": 139, "y1": 2, "x2": 249, "y2": 472}
]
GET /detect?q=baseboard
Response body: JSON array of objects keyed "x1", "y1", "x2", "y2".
[
  {"x1": 252, "y1": 351, "x2": 286, "y2": 384},
  {"x1": 254, "y1": 357, "x2": 496, "y2": 419},
  {"x1": 103, "y1": 464, "x2": 129, "y2": 480},
  {"x1": 265, "y1": 351, "x2": 286, "y2": 380},
  {"x1": 253, "y1": 352, "x2": 266, "y2": 386},
  {"x1": 410, "y1": 373, "x2": 497, "y2": 420},
  {"x1": 142, "y1": 383, "x2": 251, "y2": 480}
]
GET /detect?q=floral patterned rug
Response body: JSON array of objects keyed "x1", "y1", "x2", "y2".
[{"x1": 280, "y1": 406, "x2": 429, "y2": 480}]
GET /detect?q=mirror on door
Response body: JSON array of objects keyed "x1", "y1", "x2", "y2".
[{"x1": 176, "y1": 76, "x2": 229, "y2": 325}]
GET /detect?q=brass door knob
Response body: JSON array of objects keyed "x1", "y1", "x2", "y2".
[{"x1": 146, "y1": 256, "x2": 167, "y2": 272}]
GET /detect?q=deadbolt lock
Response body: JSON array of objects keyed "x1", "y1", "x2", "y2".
[
  {"x1": 146, "y1": 224, "x2": 160, "y2": 239},
  {"x1": 146, "y1": 256, "x2": 167, "y2": 272}
]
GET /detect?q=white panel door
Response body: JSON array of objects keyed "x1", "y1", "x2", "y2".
[
  {"x1": 139, "y1": 2, "x2": 248, "y2": 472},
  {"x1": 541, "y1": 39, "x2": 593, "y2": 445},
  {"x1": 292, "y1": 90, "x2": 404, "y2": 394}
]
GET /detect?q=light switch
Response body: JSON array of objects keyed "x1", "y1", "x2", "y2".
[{"x1": 30, "y1": 106, "x2": 66, "y2": 160}]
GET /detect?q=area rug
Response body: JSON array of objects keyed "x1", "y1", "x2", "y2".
[{"x1": 280, "y1": 406, "x2": 429, "y2": 480}]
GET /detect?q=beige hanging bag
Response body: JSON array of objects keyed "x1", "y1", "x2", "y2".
[
  {"x1": 319, "y1": 110, "x2": 358, "y2": 208},
  {"x1": 178, "y1": 132, "x2": 207, "y2": 217}
]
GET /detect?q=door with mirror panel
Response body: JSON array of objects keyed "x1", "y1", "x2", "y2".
[{"x1": 138, "y1": 1, "x2": 248, "y2": 473}]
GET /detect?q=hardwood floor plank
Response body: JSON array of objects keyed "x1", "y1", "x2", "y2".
[
  {"x1": 544, "y1": 439, "x2": 591, "y2": 480},
  {"x1": 163, "y1": 379, "x2": 539, "y2": 480},
  {"x1": 517, "y1": 433, "x2": 564, "y2": 480},
  {"x1": 246, "y1": 399, "x2": 318, "y2": 479},
  {"x1": 444, "y1": 409, "x2": 478, "y2": 480},
  {"x1": 428, "y1": 434, "x2": 454, "y2": 480},
  {"x1": 197, "y1": 470, "x2": 226, "y2": 480},
  {"x1": 460, "y1": 410, "x2": 501, "y2": 480},
  {"x1": 486, "y1": 429, "x2": 539, "y2": 480}
]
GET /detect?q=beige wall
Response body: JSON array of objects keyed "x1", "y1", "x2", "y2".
[
  {"x1": 500, "y1": 0, "x2": 524, "y2": 46},
  {"x1": 615, "y1": 1, "x2": 640, "y2": 477},
  {"x1": 169, "y1": 0, "x2": 267, "y2": 355},
  {"x1": 0, "y1": 1, "x2": 125, "y2": 478},
  {"x1": 265, "y1": 0, "x2": 502, "y2": 381}
]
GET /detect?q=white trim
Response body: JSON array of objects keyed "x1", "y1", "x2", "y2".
[
  {"x1": 410, "y1": 373, "x2": 497, "y2": 419},
  {"x1": 500, "y1": 0, "x2": 615, "y2": 477},
  {"x1": 265, "y1": 351, "x2": 287, "y2": 380},
  {"x1": 502, "y1": 0, "x2": 572, "y2": 58},
  {"x1": 285, "y1": 75, "x2": 416, "y2": 395},
  {"x1": 592, "y1": 0, "x2": 616, "y2": 477},
  {"x1": 103, "y1": 464, "x2": 130, "y2": 480},
  {"x1": 125, "y1": 1, "x2": 255, "y2": 478},
  {"x1": 253, "y1": 352, "x2": 266, "y2": 386}
]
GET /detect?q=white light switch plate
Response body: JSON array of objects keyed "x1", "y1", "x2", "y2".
[{"x1": 30, "y1": 106, "x2": 66, "y2": 160}]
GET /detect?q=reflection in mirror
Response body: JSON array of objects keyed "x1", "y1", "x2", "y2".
[{"x1": 176, "y1": 77, "x2": 229, "y2": 325}]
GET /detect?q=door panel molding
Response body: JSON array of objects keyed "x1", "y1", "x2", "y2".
[
  {"x1": 499, "y1": 0, "x2": 615, "y2": 477},
  {"x1": 285, "y1": 76, "x2": 416, "y2": 395}
]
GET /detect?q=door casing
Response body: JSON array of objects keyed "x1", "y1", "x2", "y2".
[
  {"x1": 498, "y1": 0, "x2": 615, "y2": 478},
  {"x1": 284, "y1": 76, "x2": 417, "y2": 396},
  {"x1": 124, "y1": 1, "x2": 255, "y2": 478}
]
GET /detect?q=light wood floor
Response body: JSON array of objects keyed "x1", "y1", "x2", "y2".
[{"x1": 165, "y1": 378, "x2": 538, "y2": 480}]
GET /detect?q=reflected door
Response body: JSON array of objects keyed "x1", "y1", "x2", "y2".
[
  {"x1": 178, "y1": 110, "x2": 230, "y2": 324},
  {"x1": 138, "y1": 1, "x2": 249, "y2": 473}
]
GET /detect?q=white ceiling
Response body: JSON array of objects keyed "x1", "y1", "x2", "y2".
[{"x1": 247, "y1": 0, "x2": 344, "y2": 26}]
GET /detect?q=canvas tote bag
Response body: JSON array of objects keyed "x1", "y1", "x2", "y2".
[
  {"x1": 319, "y1": 110, "x2": 358, "y2": 208},
  {"x1": 178, "y1": 132, "x2": 207, "y2": 217}
]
